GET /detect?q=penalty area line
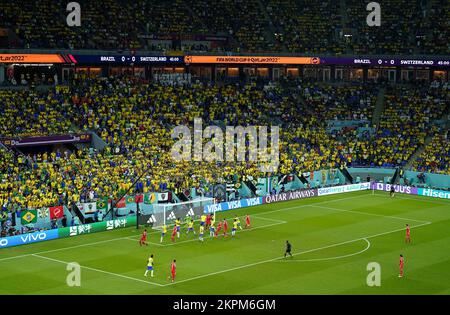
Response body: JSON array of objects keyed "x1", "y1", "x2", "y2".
[
  {"x1": 31, "y1": 254, "x2": 165, "y2": 287},
  {"x1": 124, "y1": 220, "x2": 287, "y2": 247},
  {"x1": 310, "y1": 204, "x2": 431, "y2": 224},
  {"x1": 273, "y1": 238, "x2": 371, "y2": 262},
  {"x1": 162, "y1": 221, "x2": 431, "y2": 286},
  {"x1": 0, "y1": 192, "x2": 388, "y2": 263}
]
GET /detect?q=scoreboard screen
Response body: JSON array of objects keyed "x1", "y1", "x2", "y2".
[
  {"x1": 71, "y1": 55, "x2": 184, "y2": 64},
  {"x1": 0, "y1": 54, "x2": 69, "y2": 63},
  {"x1": 184, "y1": 55, "x2": 319, "y2": 65}
]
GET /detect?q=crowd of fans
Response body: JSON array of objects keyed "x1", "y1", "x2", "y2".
[
  {"x1": 299, "y1": 82, "x2": 377, "y2": 121},
  {"x1": 346, "y1": 0, "x2": 423, "y2": 54},
  {"x1": 351, "y1": 86, "x2": 441, "y2": 167},
  {"x1": 0, "y1": 76, "x2": 448, "y2": 221},
  {"x1": 0, "y1": 0, "x2": 449, "y2": 238},
  {"x1": 1, "y1": 0, "x2": 448, "y2": 54},
  {"x1": 413, "y1": 129, "x2": 450, "y2": 175},
  {"x1": 420, "y1": 0, "x2": 449, "y2": 55},
  {"x1": 264, "y1": 0, "x2": 344, "y2": 54}
]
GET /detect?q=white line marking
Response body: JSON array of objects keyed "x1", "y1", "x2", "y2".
[
  {"x1": 0, "y1": 237, "x2": 132, "y2": 262},
  {"x1": 273, "y1": 238, "x2": 371, "y2": 262},
  {"x1": 0, "y1": 253, "x2": 34, "y2": 262},
  {"x1": 258, "y1": 193, "x2": 371, "y2": 216},
  {"x1": 31, "y1": 254, "x2": 165, "y2": 287},
  {"x1": 0, "y1": 191, "x2": 429, "y2": 262},
  {"x1": 252, "y1": 215, "x2": 287, "y2": 223},
  {"x1": 124, "y1": 220, "x2": 287, "y2": 247},
  {"x1": 311, "y1": 205, "x2": 431, "y2": 224},
  {"x1": 2, "y1": 213, "x2": 270, "y2": 261},
  {"x1": 371, "y1": 193, "x2": 450, "y2": 205},
  {"x1": 5, "y1": 194, "x2": 432, "y2": 287},
  {"x1": 123, "y1": 237, "x2": 164, "y2": 246},
  {"x1": 163, "y1": 221, "x2": 431, "y2": 286}
]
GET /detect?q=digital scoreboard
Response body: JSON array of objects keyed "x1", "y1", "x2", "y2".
[
  {"x1": 0, "y1": 53, "x2": 447, "y2": 68},
  {"x1": 0, "y1": 54, "x2": 71, "y2": 63},
  {"x1": 184, "y1": 55, "x2": 320, "y2": 64},
  {"x1": 71, "y1": 55, "x2": 183, "y2": 64}
]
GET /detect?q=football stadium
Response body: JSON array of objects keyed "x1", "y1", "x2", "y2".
[{"x1": 0, "y1": 0, "x2": 449, "y2": 300}]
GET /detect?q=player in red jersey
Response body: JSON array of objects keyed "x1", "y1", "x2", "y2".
[
  {"x1": 170, "y1": 259, "x2": 177, "y2": 282},
  {"x1": 245, "y1": 214, "x2": 251, "y2": 228},
  {"x1": 139, "y1": 229, "x2": 148, "y2": 246},
  {"x1": 399, "y1": 254, "x2": 404, "y2": 278},
  {"x1": 223, "y1": 219, "x2": 228, "y2": 237},
  {"x1": 215, "y1": 221, "x2": 222, "y2": 237},
  {"x1": 170, "y1": 225, "x2": 177, "y2": 242},
  {"x1": 405, "y1": 224, "x2": 411, "y2": 243},
  {"x1": 206, "y1": 214, "x2": 211, "y2": 228}
]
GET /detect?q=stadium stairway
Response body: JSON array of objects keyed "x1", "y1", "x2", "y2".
[
  {"x1": 180, "y1": 2, "x2": 210, "y2": 45},
  {"x1": 0, "y1": 142, "x2": 8, "y2": 151},
  {"x1": 244, "y1": 180, "x2": 258, "y2": 195},
  {"x1": 176, "y1": 191, "x2": 190, "y2": 202},
  {"x1": 413, "y1": 0, "x2": 433, "y2": 55},
  {"x1": 90, "y1": 132, "x2": 108, "y2": 151},
  {"x1": 340, "y1": 0, "x2": 353, "y2": 54},
  {"x1": 71, "y1": 203, "x2": 86, "y2": 224},
  {"x1": 404, "y1": 109, "x2": 449, "y2": 171},
  {"x1": 404, "y1": 134, "x2": 435, "y2": 170},
  {"x1": 341, "y1": 167, "x2": 354, "y2": 184},
  {"x1": 256, "y1": 0, "x2": 287, "y2": 52},
  {"x1": 239, "y1": 182, "x2": 256, "y2": 198},
  {"x1": 298, "y1": 174, "x2": 309, "y2": 186},
  {"x1": 390, "y1": 167, "x2": 400, "y2": 184},
  {"x1": 371, "y1": 87, "x2": 386, "y2": 127}
]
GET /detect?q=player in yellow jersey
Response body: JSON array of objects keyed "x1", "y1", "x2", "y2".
[
  {"x1": 200, "y1": 214, "x2": 207, "y2": 227},
  {"x1": 186, "y1": 219, "x2": 195, "y2": 235},
  {"x1": 209, "y1": 220, "x2": 215, "y2": 237},
  {"x1": 160, "y1": 224, "x2": 167, "y2": 243},
  {"x1": 235, "y1": 216, "x2": 242, "y2": 230},
  {"x1": 232, "y1": 219, "x2": 238, "y2": 236},
  {"x1": 144, "y1": 254, "x2": 154, "y2": 277},
  {"x1": 199, "y1": 225, "x2": 204, "y2": 242},
  {"x1": 175, "y1": 218, "x2": 181, "y2": 238}
]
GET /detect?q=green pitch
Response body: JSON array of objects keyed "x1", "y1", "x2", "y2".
[{"x1": 1, "y1": 190, "x2": 449, "y2": 294}]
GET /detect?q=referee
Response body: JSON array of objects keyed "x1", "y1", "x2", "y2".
[{"x1": 284, "y1": 240, "x2": 293, "y2": 258}]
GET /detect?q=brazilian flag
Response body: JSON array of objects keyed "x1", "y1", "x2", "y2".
[
  {"x1": 125, "y1": 195, "x2": 135, "y2": 205},
  {"x1": 96, "y1": 198, "x2": 108, "y2": 211},
  {"x1": 21, "y1": 210, "x2": 37, "y2": 225}
]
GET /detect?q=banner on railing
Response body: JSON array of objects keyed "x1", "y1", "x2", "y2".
[
  {"x1": 417, "y1": 188, "x2": 450, "y2": 200},
  {"x1": 203, "y1": 197, "x2": 263, "y2": 214},
  {"x1": 58, "y1": 217, "x2": 136, "y2": 238},
  {"x1": 263, "y1": 189, "x2": 317, "y2": 204},
  {"x1": 370, "y1": 183, "x2": 418, "y2": 194},
  {"x1": 317, "y1": 183, "x2": 370, "y2": 196},
  {"x1": 0, "y1": 229, "x2": 59, "y2": 248}
]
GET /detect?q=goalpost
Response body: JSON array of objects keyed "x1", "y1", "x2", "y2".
[{"x1": 145, "y1": 197, "x2": 216, "y2": 229}]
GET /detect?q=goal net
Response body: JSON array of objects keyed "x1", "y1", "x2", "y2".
[{"x1": 140, "y1": 197, "x2": 215, "y2": 228}]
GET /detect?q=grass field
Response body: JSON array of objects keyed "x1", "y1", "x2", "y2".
[{"x1": 1, "y1": 190, "x2": 449, "y2": 294}]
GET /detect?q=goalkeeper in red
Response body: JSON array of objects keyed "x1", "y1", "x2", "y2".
[
  {"x1": 245, "y1": 214, "x2": 251, "y2": 228},
  {"x1": 215, "y1": 221, "x2": 222, "y2": 237},
  {"x1": 170, "y1": 225, "x2": 177, "y2": 242},
  {"x1": 223, "y1": 219, "x2": 229, "y2": 237},
  {"x1": 139, "y1": 229, "x2": 148, "y2": 246}
]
